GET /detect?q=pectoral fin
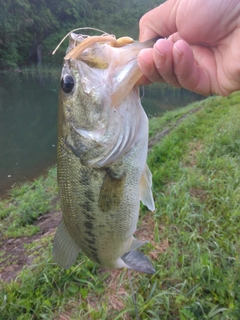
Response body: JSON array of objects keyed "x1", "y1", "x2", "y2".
[
  {"x1": 53, "y1": 219, "x2": 80, "y2": 269},
  {"x1": 121, "y1": 250, "x2": 155, "y2": 274},
  {"x1": 140, "y1": 165, "x2": 155, "y2": 211},
  {"x1": 98, "y1": 169, "x2": 126, "y2": 212}
]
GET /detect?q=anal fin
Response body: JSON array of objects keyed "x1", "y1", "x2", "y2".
[
  {"x1": 129, "y1": 236, "x2": 148, "y2": 251},
  {"x1": 121, "y1": 250, "x2": 155, "y2": 274},
  {"x1": 53, "y1": 219, "x2": 80, "y2": 269}
]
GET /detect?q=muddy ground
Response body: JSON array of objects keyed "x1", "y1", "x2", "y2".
[{"x1": 0, "y1": 211, "x2": 61, "y2": 282}]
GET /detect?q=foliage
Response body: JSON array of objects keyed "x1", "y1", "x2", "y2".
[
  {"x1": 1, "y1": 92, "x2": 240, "y2": 318},
  {"x1": 0, "y1": 0, "x2": 163, "y2": 69}
]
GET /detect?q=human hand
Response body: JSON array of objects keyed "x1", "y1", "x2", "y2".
[{"x1": 138, "y1": 0, "x2": 240, "y2": 96}]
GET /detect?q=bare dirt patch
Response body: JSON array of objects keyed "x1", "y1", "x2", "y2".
[
  {"x1": 190, "y1": 187, "x2": 207, "y2": 202},
  {"x1": 0, "y1": 211, "x2": 61, "y2": 282},
  {"x1": 0, "y1": 211, "x2": 168, "y2": 284},
  {"x1": 187, "y1": 141, "x2": 204, "y2": 167},
  {"x1": 135, "y1": 214, "x2": 169, "y2": 261},
  {"x1": 55, "y1": 214, "x2": 169, "y2": 319}
]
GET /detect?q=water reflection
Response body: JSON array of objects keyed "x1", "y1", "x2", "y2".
[
  {"x1": 142, "y1": 84, "x2": 204, "y2": 117},
  {"x1": 0, "y1": 73, "x2": 58, "y2": 195},
  {"x1": 0, "y1": 73, "x2": 204, "y2": 196}
]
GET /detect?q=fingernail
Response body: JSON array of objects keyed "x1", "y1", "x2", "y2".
[
  {"x1": 154, "y1": 40, "x2": 166, "y2": 57},
  {"x1": 174, "y1": 42, "x2": 184, "y2": 56},
  {"x1": 173, "y1": 42, "x2": 184, "y2": 65},
  {"x1": 153, "y1": 40, "x2": 166, "y2": 70}
]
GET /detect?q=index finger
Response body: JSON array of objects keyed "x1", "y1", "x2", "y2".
[{"x1": 139, "y1": 1, "x2": 179, "y2": 41}]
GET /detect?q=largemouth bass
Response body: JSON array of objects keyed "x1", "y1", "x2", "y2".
[{"x1": 53, "y1": 33, "x2": 156, "y2": 274}]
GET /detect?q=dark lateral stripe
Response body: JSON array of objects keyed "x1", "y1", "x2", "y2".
[
  {"x1": 83, "y1": 218, "x2": 100, "y2": 264},
  {"x1": 84, "y1": 220, "x2": 93, "y2": 230},
  {"x1": 87, "y1": 242, "x2": 100, "y2": 264},
  {"x1": 87, "y1": 238, "x2": 96, "y2": 245}
]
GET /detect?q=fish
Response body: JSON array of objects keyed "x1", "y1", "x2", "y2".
[{"x1": 53, "y1": 32, "x2": 156, "y2": 274}]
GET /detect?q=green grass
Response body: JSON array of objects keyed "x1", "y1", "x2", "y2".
[
  {"x1": 1, "y1": 92, "x2": 240, "y2": 319},
  {"x1": 0, "y1": 167, "x2": 59, "y2": 238}
]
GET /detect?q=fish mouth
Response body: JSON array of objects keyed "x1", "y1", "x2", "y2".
[
  {"x1": 64, "y1": 35, "x2": 134, "y2": 60},
  {"x1": 65, "y1": 34, "x2": 159, "y2": 81},
  {"x1": 64, "y1": 34, "x2": 160, "y2": 105},
  {"x1": 64, "y1": 35, "x2": 158, "y2": 61}
]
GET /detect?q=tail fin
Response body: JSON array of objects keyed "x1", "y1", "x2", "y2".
[{"x1": 121, "y1": 250, "x2": 155, "y2": 274}]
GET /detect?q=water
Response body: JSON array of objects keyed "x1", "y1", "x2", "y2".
[
  {"x1": 0, "y1": 72, "x2": 59, "y2": 196},
  {"x1": 0, "y1": 73, "x2": 204, "y2": 196},
  {"x1": 142, "y1": 84, "x2": 204, "y2": 117}
]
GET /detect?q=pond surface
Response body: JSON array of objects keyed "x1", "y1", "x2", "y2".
[
  {"x1": 0, "y1": 73, "x2": 58, "y2": 196},
  {"x1": 0, "y1": 72, "x2": 204, "y2": 196}
]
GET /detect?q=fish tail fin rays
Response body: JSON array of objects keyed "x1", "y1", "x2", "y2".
[
  {"x1": 53, "y1": 219, "x2": 80, "y2": 269},
  {"x1": 140, "y1": 165, "x2": 155, "y2": 212},
  {"x1": 121, "y1": 250, "x2": 156, "y2": 274}
]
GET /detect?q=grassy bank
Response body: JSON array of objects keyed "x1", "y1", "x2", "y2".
[{"x1": 1, "y1": 92, "x2": 240, "y2": 319}]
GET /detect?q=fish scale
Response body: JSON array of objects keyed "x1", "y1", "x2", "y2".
[
  {"x1": 57, "y1": 138, "x2": 103, "y2": 264},
  {"x1": 53, "y1": 33, "x2": 156, "y2": 274}
]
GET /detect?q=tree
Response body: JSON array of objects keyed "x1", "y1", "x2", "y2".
[
  {"x1": 0, "y1": 0, "x2": 161, "y2": 69},
  {"x1": 0, "y1": 0, "x2": 32, "y2": 68}
]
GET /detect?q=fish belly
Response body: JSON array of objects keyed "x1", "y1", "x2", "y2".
[{"x1": 53, "y1": 136, "x2": 143, "y2": 269}]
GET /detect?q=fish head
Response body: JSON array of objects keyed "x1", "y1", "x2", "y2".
[
  {"x1": 59, "y1": 33, "x2": 156, "y2": 133},
  {"x1": 59, "y1": 35, "x2": 109, "y2": 138},
  {"x1": 58, "y1": 33, "x2": 157, "y2": 162}
]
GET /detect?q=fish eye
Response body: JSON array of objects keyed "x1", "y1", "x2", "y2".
[{"x1": 61, "y1": 74, "x2": 74, "y2": 93}]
